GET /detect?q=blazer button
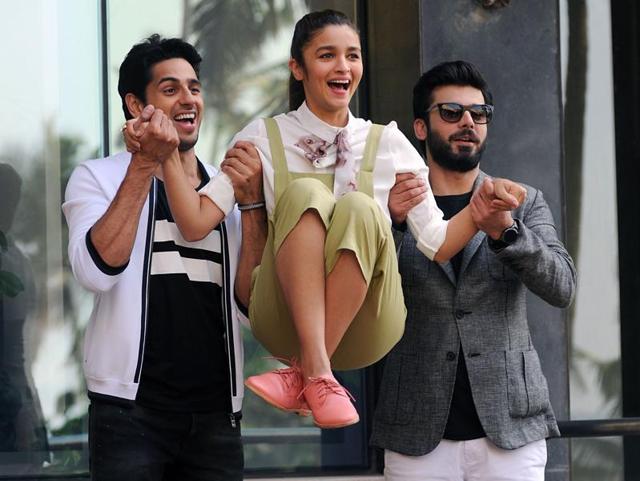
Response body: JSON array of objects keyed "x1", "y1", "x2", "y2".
[
  {"x1": 454, "y1": 309, "x2": 466, "y2": 320},
  {"x1": 446, "y1": 351, "x2": 457, "y2": 361}
]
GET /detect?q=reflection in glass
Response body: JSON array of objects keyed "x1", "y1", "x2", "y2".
[
  {"x1": 562, "y1": 0, "x2": 622, "y2": 479},
  {"x1": 0, "y1": 164, "x2": 50, "y2": 474},
  {"x1": 0, "y1": 0, "x2": 100, "y2": 475},
  {"x1": 571, "y1": 437, "x2": 623, "y2": 481},
  {"x1": 1, "y1": 135, "x2": 95, "y2": 476}
]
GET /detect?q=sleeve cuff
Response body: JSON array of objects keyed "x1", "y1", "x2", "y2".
[
  {"x1": 199, "y1": 174, "x2": 236, "y2": 215},
  {"x1": 412, "y1": 219, "x2": 448, "y2": 261},
  {"x1": 85, "y1": 229, "x2": 128, "y2": 276}
]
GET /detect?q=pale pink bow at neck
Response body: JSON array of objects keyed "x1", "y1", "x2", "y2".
[{"x1": 295, "y1": 129, "x2": 357, "y2": 197}]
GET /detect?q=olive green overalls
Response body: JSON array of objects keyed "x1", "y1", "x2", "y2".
[{"x1": 248, "y1": 118, "x2": 406, "y2": 370}]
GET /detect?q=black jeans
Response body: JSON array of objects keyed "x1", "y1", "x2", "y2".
[{"x1": 88, "y1": 399, "x2": 243, "y2": 481}]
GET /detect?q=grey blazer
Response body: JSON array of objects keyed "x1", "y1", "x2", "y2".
[{"x1": 370, "y1": 171, "x2": 576, "y2": 456}]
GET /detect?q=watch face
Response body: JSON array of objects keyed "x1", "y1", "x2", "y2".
[{"x1": 502, "y1": 225, "x2": 519, "y2": 244}]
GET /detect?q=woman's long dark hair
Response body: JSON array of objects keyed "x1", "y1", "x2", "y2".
[{"x1": 288, "y1": 10, "x2": 359, "y2": 111}]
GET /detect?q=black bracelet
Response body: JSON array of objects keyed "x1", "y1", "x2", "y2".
[{"x1": 237, "y1": 201, "x2": 266, "y2": 211}]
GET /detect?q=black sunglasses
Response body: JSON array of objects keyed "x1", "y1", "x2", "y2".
[{"x1": 425, "y1": 102, "x2": 494, "y2": 124}]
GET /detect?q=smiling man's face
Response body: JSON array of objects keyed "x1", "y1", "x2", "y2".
[{"x1": 143, "y1": 57, "x2": 203, "y2": 152}]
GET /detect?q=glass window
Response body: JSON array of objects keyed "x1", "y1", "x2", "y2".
[
  {"x1": 0, "y1": 0, "x2": 101, "y2": 477},
  {"x1": 560, "y1": 0, "x2": 623, "y2": 479},
  {"x1": 571, "y1": 437, "x2": 623, "y2": 481}
]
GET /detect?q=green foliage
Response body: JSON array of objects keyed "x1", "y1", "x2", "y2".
[
  {"x1": 572, "y1": 348, "x2": 622, "y2": 416},
  {"x1": 190, "y1": 0, "x2": 300, "y2": 161},
  {"x1": 192, "y1": 0, "x2": 296, "y2": 105},
  {"x1": 570, "y1": 351, "x2": 623, "y2": 475},
  {"x1": 572, "y1": 437, "x2": 623, "y2": 481}
]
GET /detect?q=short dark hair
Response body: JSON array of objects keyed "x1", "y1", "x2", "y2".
[
  {"x1": 289, "y1": 10, "x2": 359, "y2": 111},
  {"x1": 118, "y1": 34, "x2": 202, "y2": 120},
  {"x1": 412, "y1": 60, "x2": 493, "y2": 121}
]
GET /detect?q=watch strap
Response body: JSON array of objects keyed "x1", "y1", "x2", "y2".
[{"x1": 488, "y1": 220, "x2": 519, "y2": 251}]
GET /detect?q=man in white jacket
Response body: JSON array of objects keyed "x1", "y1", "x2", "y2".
[{"x1": 62, "y1": 35, "x2": 266, "y2": 481}]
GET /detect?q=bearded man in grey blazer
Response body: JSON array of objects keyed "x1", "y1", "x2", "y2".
[{"x1": 370, "y1": 61, "x2": 576, "y2": 480}]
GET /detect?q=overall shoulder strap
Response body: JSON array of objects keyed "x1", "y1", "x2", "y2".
[
  {"x1": 358, "y1": 123, "x2": 384, "y2": 196},
  {"x1": 362, "y1": 123, "x2": 384, "y2": 172},
  {"x1": 263, "y1": 117, "x2": 288, "y2": 201}
]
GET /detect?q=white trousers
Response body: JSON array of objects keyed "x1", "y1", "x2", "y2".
[{"x1": 384, "y1": 438, "x2": 547, "y2": 481}]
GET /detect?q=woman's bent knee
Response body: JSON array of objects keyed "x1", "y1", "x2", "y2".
[
  {"x1": 334, "y1": 191, "x2": 378, "y2": 218},
  {"x1": 333, "y1": 192, "x2": 383, "y2": 231},
  {"x1": 280, "y1": 177, "x2": 331, "y2": 203}
]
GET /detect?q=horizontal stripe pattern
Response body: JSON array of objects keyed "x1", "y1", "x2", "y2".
[
  {"x1": 150, "y1": 251, "x2": 222, "y2": 284},
  {"x1": 154, "y1": 219, "x2": 221, "y2": 251},
  {"x1": 153, "y1": 241, "x2": 222, "y2": 263},
  {"x1": 151, "y1": 219, "x2": 222, "y2": 285}
]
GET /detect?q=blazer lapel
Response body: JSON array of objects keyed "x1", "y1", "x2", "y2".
[
  {"x1": 431, "y1": 170, "x2": 488, "y2": 280},
  {"x1": 438, "y1": 261, "x2": 457, "y2": 286},
  {"x1": 439, "y1": 230, "x2": 486, "y2": 283},
  {"x1": 459, "y1": 230, "x2": 486, "y2": 276}
]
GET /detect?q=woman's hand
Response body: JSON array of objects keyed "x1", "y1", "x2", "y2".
[
  {"x1": 470, "y1": 178, "x2": 526, "y2": 240},
  {"x1": 122, "y1": 105, "x2": 154, "y2": 153},
  {"x1": 488, "y1": 177, "x2": 527, "y2": 211}
]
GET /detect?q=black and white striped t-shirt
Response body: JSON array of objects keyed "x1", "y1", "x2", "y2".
[{"x1": 136, "y1": 161, "x2": 231, "y2": 413}]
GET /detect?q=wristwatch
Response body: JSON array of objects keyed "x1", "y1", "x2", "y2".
[{"x1": 488, "y1": 220, "x2": 519, "y2": 250}]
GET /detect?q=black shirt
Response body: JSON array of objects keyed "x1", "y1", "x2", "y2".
[
  {"x1": 434, "y1": 192, "x2": 486, "y2": 441},
  {"x1": 136, "y1": 161, "x2": 231, "y2": 413}
]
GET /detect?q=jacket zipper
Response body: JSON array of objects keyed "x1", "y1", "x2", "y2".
[
  {"x1": 220, "y1": 220, "x2": 237, "y2": 398},
  {"x1": 134, "y1": 179, "x2": 156, "y2": 383}
]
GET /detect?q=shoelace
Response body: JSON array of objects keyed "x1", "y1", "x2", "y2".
[
  {"x1": 272, "y1": 367, "x2": 301, "y2": 390},
  {"x1": 298, "y1": 377, "x2": 356, "y2": 404},
  {"x1": 262, "y1": 356, "x2": 303, "y2": 390}
]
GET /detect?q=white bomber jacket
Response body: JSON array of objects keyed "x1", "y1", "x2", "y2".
[{"x1": 62, "y1": 152, "x2": 247, "y2": 413}]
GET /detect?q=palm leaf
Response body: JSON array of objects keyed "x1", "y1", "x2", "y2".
[{"x1": 189, "y1": 0, "x2": 304, "y2": 159}]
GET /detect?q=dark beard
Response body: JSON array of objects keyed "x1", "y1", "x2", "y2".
[
  {"x1": 426, "y1": 128, "x2": 485, "y2": 173},
  {"x1": 178, "y1": 135, "x2": 198, "y2": 152}
]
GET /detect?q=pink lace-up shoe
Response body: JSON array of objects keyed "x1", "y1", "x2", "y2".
[
  {"x1": 300, "y1": 376, "x2": 359, "y2": 429},
  {"x1": 245, "y1": 364, "x2": 311, "y2": 416}
]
